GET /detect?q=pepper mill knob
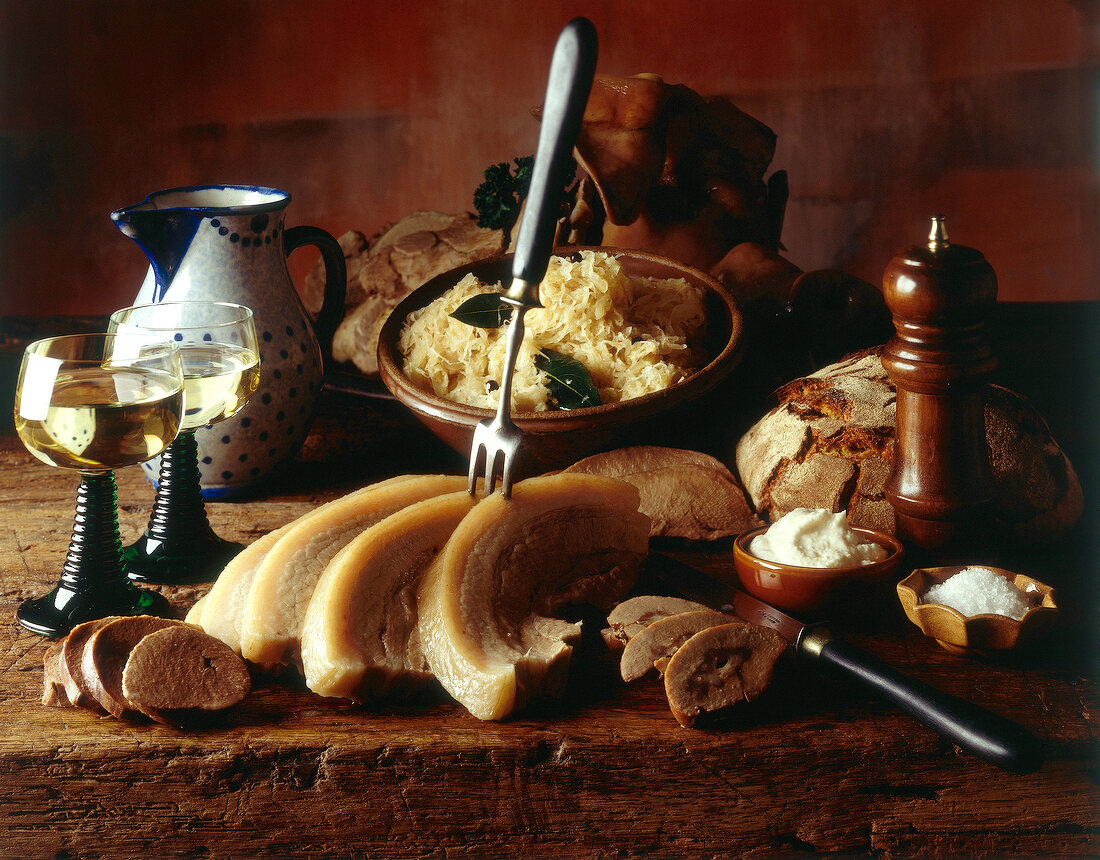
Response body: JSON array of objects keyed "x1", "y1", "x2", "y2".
[{"x1": 881, "y1": 215, "x2": 999, "y2": 559}]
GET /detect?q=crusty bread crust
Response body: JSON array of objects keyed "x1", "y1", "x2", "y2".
[{"x1": 735, "y1": 348, "x2": 1083, "y2": 542}]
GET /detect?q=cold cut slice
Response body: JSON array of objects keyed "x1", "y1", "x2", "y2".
[
  {"x1": 417, "y1": 473, "x2": 650, "y2": 721},
  {"x1": 663, "y1": 622, "x2": 787, "y2": 727},
  {"x1": 81, "y1": 616, "x2": 187, "y2": 719},
  {"x1": 301, "y1": 490, "x2": 478, "y2": 700},
  {"x1": 122, "y1": 625, "x2": 251, "y2": 725},
  {"x1": 619, "y1": 608, "x2": 739, "y2": 681},
  {"x1": 241, "y1": 474, "x2": 469, "y2": 670},
  {"x1": 60, "y1": 616, "x2": 122, "y2": 712},
  {"x1": 603, "y1": 594, "x2": 713, "y2": 649},
  {"x1": 42, "y1": 639, "x2": 70, "y2": 707}
]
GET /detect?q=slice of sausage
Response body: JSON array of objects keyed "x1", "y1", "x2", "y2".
[
  {"x1": 60, "y1": 617, "x2": 122, "y2": 713},
  {"x1": 81, "y1": 616, "x2": 185, "y2": 719},
  {"x1": 122, "y1": 625, "x2": 251, "y2": 726},
  {"x1": 42, "y1": 639, "x2": 70, "y2": 707},
  {"x1": 619, "y1": 609, "x2": 739, "y2": 682},
  {"x1": 663, "y1": 622, "x2": 787, "y2": 727}
]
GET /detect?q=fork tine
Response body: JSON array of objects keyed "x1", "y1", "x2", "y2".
[
  {"x1": 483, "y1": 447, "x2": 503, "y2": 498},
  {"x1": 499, "y1": 455, "x2": 515, "y2": 499},
  {"x1": 467, "y1": 443, "x2": 483, "y2": 495}
]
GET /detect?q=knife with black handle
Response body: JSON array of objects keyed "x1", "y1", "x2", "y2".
[{"x1": 654, "y1": 554, "x2": 1044, "y2": 773}]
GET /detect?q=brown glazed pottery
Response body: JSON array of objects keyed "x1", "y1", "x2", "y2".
[
  {"x1": 377, "y1": 247, "x2": 744, "y2": 477},
  {"x1": 897, "y1": 565, "x2": 1058, "y2": 657},
  {"x1": 732, "y1": 524, "x2": 904, "y2": 614}
]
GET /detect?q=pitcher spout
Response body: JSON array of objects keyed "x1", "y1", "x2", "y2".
[{"x1": 110, "y1": 184, "x2": 292, "y2": 302}]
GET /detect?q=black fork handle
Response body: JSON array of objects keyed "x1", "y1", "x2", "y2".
[{"x1": 510, "y1": 17, "x2": 598, "y2": 291}]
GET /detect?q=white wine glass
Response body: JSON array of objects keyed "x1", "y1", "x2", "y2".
[
  {"x1": 108, "y1": 301, "x2": 260, "y2": 584},
  {"x1": 14, "y1": 332, "x2": 184, "y2": 636}
]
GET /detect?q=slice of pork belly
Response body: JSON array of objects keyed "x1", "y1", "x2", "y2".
[
  {"x1": 417, "y1": 473, "x2": 651, "y2": 721},
  {"x1": 301, "y1": 490, "x2": 478, "y2": 701},
  {"x1": 241, "y1": 474, "x2": 469, "y2": 670},
  {"x1": 197, "y1": 475, "x2": 415, "y2": 656}
]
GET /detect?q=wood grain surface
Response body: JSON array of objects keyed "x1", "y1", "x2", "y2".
[{"x1": 1, "y1": 307, "x2": 1097, "y2": 857}]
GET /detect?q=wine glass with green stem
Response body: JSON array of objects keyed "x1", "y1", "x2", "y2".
[
  {"x1": 109, "y1": 301, "x2": 260, "y2": 585},
  {"x1": 14, "y1": 332, "x2": 185, "y2": 636}
]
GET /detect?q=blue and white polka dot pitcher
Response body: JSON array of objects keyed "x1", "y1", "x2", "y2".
[{"x1": 111, "y1": 185, "x2": 346, "y2": 498}]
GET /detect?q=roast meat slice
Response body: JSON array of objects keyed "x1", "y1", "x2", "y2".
[
  {"x1": 417, "y1": 473, "x2": 651, "y2": 721},
  {"x1": 196, "y1": 523, "x2": 293, "y2": 655},
  {"x1": 565, "y1": 445, "x2": 761, "y2": 540},
  {"x1": 42, "y1": 639, "x2": 70, "y2": 707},
  {"x1": 81, "y1": 616, "x2": 187, "y2": 720},
  {"x1": 60, "y1": 616, "x2": 122, "y2": 713},
  {"x1": 184, "y1": 595, "x2": 206, "y2": 625},
  {"x1": 241, "y1": 474, "x2": 469, "y2": 670},
  {"x1": 301, "y1": 490, "x2": 478, "y2": 701},
  {"x1": 196, "y1": 475, "x2": 413, "y2": 655}
]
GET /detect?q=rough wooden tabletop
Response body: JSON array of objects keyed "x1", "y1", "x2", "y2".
[{"x1": 1, "y1": 304, "x2": 1097, "y2": 857}]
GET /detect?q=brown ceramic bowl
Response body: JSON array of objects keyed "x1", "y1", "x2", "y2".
[
  {"x1": 732, "y1": 524, "x2": 905, "y2": 614},
  {"x1": 897, "y1": 566, "x2": 1058, "y2": 657},
  {"x1": 377, "y1": 247, "x2": 744, "y2": 477}
]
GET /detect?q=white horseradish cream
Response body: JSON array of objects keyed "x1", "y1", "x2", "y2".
[{"x1": 749, "y1": 508, "x2": 888, "y2": 568}]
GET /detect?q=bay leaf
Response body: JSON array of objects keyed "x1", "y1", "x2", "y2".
[
  {"x1": 535, "y1": 349, "x2": 601, "y2": 410},
  {"x1": 449, "y1": 293, "x2": 513, "y2": 328}
]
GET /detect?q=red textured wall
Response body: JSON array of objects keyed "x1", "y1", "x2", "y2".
[{"x1": 1, "y1": 0, "x2": 1095, "y2": 318}]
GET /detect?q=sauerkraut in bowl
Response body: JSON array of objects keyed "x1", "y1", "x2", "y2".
[{"x1": 398, "y1": 250, "x2": 708, "y2": 411}]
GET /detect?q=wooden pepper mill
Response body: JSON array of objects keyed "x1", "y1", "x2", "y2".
[{"x1": 882, "y1": 215, "x2": 999, "y2": 560}]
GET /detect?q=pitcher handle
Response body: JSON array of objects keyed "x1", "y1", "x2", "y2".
[{"x1": 284, "y1": 225, "x2": 347, "y2": 365}]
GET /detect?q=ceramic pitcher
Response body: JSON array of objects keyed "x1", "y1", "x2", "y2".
[{"x1": 111, "y1": 184, "x2": 346, "y2": 498}]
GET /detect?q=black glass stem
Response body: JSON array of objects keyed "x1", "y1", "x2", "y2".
[
  {"x1": 17, "y1": 471, "x2": 170, "y2": 638},
  {"x1": 123, "y1": 429, "x2": 243, "y2": 584}
]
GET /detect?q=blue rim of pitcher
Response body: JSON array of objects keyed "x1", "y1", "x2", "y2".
[{"x1": 110, "y1": 184, "x2": 291, "y2": 218}]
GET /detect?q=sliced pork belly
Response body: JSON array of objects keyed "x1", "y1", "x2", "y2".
[
  {"x1": 301, "y1": 489, "x2": 478, "y2": 701},
  {"x1": 417, "y1": 473, "x2": 650, "y2": 721},
  {"x1": 197, "y1": 522, "x2": 295, "y2": 655},
  {"x1": 241, "y1": 474, "x2": 469, "y2": 670},
  {"x1": 198, "y1": 476, "x2": 421, "y2": 655}
]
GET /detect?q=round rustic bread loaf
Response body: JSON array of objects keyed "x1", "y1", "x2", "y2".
[{"x1": 734, "y1": 348, "x2": 1083, "y2": 543}]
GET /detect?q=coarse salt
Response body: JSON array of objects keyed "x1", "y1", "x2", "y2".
[{"x1": 922, "y1": 566, "x2": 1031, "y2": 620}]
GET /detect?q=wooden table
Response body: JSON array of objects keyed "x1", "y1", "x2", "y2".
[{"x1": 0, "y1": 305, "x2": 1097, "y2": 857}]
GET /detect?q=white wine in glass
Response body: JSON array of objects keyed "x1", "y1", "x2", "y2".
[
  {"x1": 109, "y1": 301, "x2": 260, "y2": 583},
  {"x1": 14, "y1": 332, "x2": 184, "y2": 636}
]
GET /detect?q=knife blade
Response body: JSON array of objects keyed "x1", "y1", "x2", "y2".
[{"x1": 650, "y1": 553, "x2": 1043, "y2": 773}]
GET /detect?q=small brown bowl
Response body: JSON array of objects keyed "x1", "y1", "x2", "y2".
[
  {"x1": 377, "y1": 247, "x2": 744, "y2": 477},
  {"x1": 731, "y1": 524, "x2": 904, "y2": 614},
  {"x1": 897, "y1": 566, "x2": 1058, "y2": 657}
]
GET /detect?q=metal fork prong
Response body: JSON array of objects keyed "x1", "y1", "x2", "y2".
[
  {"x1": 484, "y1": 447, "x2": 503, "y2": 498},
  {"x1": 467, "y1": 306, "x2": 527, "y2": 499},
  {"x1": 466, "y1": 441, "x2": 485, "y2": 495}
]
